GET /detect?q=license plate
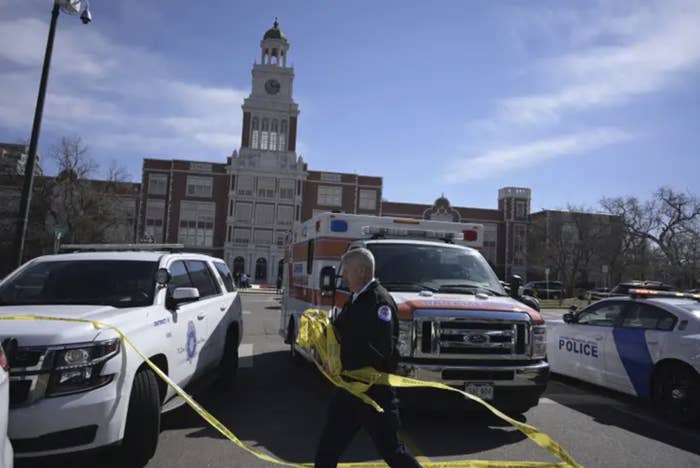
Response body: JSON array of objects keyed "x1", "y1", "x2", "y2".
[{"x1": 465, "y1": 383, "x2": 494, "y2": 401}]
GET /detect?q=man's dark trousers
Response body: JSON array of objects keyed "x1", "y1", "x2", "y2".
[{"x1": 314, "y1": 386, "x2": 422, "y2": 468}]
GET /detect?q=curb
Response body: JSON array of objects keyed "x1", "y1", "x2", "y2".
[{"x1": 239, "y1": 289, "x2": 279, "y2": 295}]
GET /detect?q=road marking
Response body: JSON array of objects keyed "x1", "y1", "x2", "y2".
[
  {"x1": 239, "y1": 344, "x2": 254, "y2": 368},
  {"x1": 243, "y1": 310, "x2": 251, "y2": 315}
]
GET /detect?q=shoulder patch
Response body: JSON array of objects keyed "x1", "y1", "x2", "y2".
[{"x1": 377, "y1": 305, "x2": 392, "y2": 322}]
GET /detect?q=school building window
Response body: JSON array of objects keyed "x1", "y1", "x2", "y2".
[{"x1": 318, "y1": 185, "x2": 342, "y2": 207}]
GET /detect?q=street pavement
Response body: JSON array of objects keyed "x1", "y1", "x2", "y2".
[{"x1": 17, "y1": 295, "x2": 700, "y2": 467}]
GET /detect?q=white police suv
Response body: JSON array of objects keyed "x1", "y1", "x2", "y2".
[
  {"x1": 547, "y1": 289, "x2": 700, "y2": 424},
  {"x1": 0, "y1": 340, "x2": 13, "y2": 468},
  {"x1": 0, "y1": 245, "x2": 243, "y2": 465}
]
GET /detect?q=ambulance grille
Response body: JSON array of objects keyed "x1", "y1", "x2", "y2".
[{"x1": 418, "y1": 320, "x2": 528, "y2": 356}]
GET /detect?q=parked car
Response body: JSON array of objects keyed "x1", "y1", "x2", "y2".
[
  {"x1": 0, "y1": 340, "x2": 13, "y2": 468},
  {"x1": 547, "y1": 289, "x2": 700, "y2": 425},
  {"x1": 0, "y1": 245, "x2": 243, "y2": 465},
  {"x1": 522, "y1": 281, "x2": 566, "y2": 300},
  {"x1": 590, "y1": 281, "x2": 672, "y2": 300}
]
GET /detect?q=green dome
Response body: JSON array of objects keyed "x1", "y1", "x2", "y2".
[{"x1": 263, "y1": 18, "x2": 286, "y2": 40}]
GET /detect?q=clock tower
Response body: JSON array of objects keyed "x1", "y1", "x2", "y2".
[
  {"x1": 225, "y1": 19, "x2": 306, "y2": 285},
  {"x1": 239, "y1": 18, "x2": 299, "y2": 153}
]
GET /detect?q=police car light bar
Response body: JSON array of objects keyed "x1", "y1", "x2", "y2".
[
  {"x1": 59, "y1": 243, "x2": 185, "y2": 252},
  {"x1": 361, "y1": 226, "x2": 464, "y2": 241},
  {"x1": 629, "y1": 288, "x2": 700, "y2": 301}
]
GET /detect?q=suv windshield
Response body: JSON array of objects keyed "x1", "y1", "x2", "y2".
[
  {"x1": 0, "y1": 260, "x2": 159, "y2": 308},
  {"x1": 366, "y1": 243, "x2": 506, "y2": 296}
]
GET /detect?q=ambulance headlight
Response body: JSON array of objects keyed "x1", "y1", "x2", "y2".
[
  {"x1": 398, "y1": 321, "x2": 415, "y2": 356},
  {"x1": 532, "y1": 325, "x2": 546, "y2": 359},
  {"x1": 48, "y1": 339, "x2": 120, "y2": 397}
]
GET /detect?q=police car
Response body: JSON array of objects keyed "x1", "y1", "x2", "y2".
[
  {"x1": 0, "y1": 245, "x2": 243, "y2": 465},
  {"x1": 547, "y1": 289, "x2": 700, "y2": 424}
]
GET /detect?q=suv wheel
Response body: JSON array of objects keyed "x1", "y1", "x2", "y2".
[
  {"x1": 219, "y1": 325, "x2": 239, "y2": 389},
  {"x1": 120, "y1": 367, "x2": 161, "y2": 466}
]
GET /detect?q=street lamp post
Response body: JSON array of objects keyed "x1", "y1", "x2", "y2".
[{"x1": 13, "y1": 0, "x2": 91, "y2": 268}]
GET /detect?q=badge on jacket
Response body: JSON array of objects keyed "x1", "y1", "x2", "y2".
[{"x1": 377, "y1": 305, "x2": 392, "y2": 322}]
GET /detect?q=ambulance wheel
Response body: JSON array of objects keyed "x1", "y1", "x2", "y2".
[
  {"x1": 288, "y1": 320, "x2": 303, "y2": 364},
  {"x1": 121, "y1": 367, "x2": 161, "y2": 466},
  {"x1": 219, "y1": 325, "x2": 239, "y2": 388},
  {"x1": 652, "y1": 362, "x2": 700, "y2": 425}
]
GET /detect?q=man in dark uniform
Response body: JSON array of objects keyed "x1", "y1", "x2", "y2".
[{"x1": 314, "y1": 248, "x2": 422, "y2": 468}]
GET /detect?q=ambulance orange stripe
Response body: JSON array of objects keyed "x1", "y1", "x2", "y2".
[{"x1": 315, "y1": 239, "x2": 351, "y2": 257}]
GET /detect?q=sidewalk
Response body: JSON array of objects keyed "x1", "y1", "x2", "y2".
[{"x1": 238, "y1": 285, "x2": 279, "y2": 294}]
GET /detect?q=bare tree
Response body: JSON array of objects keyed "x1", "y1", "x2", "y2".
[
  {"x1": 47, "y1": 137, "x2": 132, "y2": 245},
  {"x1": 601, "y1": 187, "x2": 700, "y2": 288},
  {"x1": 105, "y1": 159, "x2": 130, "y2": 184}
]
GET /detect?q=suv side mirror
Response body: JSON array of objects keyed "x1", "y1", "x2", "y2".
[
  {"x1": 563, "y1": 312, "x2": 575, "y2": 324},
  {"x1": 320, "y1": 266, "x2": 336, "y2": 297},
  {"x1": 509, "y1": 274, "x2": 522, "y2": 298},
  {"x1": 172, "y1": 287, "x2": 200, "y2": 304}
]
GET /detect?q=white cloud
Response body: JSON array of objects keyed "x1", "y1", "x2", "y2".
[
  {"x1": 445, "y1": 128, "x2": 631, "y2": 183},
  {"x1": 455, "y1": 0, "x2": 698, "y2": 182},
  {"x1": 499, "y1": 0, "x2": 700, "y2": 125},
  {"x1": 0, "y1": 12, "x2": 246, "y2": 173}
]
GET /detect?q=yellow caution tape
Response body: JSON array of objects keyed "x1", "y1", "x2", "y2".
[
  {"x1": 296, "y1": 309, "x2": 582, "y2": 468},
  {"x1": 0, "y1": 312, "x2": 581, "y2": 468}
]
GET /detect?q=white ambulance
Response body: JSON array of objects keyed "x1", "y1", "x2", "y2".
[{"x1": 279, "y1": 213, "x2": 550, "y2": 413}]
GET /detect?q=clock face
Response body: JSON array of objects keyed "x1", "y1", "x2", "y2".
[{"x1": 265, "y1": 79, "x2": 281, "y2": 95}]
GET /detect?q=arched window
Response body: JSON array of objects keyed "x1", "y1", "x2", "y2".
[
  {"x1": 233, "y1": 256, "x2": 245, "y2": 276},
  {"x1": 255, "y1": 257, "x2": 267, "y2": 281},
  {"x1": 279, "y1": 120, "x2": 287, "y2": 152},
  {"x1": 270, "y1": 119, "x2": 278, "y2": 151},
  {"x1": 251, "y1": 117, "x2": 259, "y2": 149},
  {"x1": 261, "y1": 118, "x2": 269, "y2": 150}
]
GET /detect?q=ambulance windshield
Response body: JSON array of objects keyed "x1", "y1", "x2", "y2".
[{"x1": 367, "y1": 243, "x2": 505, "y2": 296}]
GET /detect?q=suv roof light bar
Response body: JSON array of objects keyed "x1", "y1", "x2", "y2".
[
  {"x1": 629, "y1": 288, "x2": 700, "y2": 302},
  {"x1": 59, "y1": 243, "x2": 185, "y2": 252}
]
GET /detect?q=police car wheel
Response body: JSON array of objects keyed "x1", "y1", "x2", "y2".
[
  {"x1": 219, "y1": 326, "x2": 239, "y2": 388},
  {"x1": 121, "y1": 367, "x2": 161, "y2": 465},
  {"x1": 653, "y1": 363, "x2": 700, "y2": 425}
]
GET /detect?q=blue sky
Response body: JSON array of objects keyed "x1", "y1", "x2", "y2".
[{"x1": 1, "y1": 0, "x2": 698, "y2": 212}]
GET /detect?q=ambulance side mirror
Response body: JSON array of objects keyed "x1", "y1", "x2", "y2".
[
  {"x1": 509, "y1": 275, "x2": 522, "y2": 299},
  {"x1": 320, "y1": 266, "x2": 336, "y2": 297}
]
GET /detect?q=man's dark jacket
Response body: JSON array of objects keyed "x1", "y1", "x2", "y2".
[{"x1": 332, "y1": 281, "x2": 400, "y2": 373}]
